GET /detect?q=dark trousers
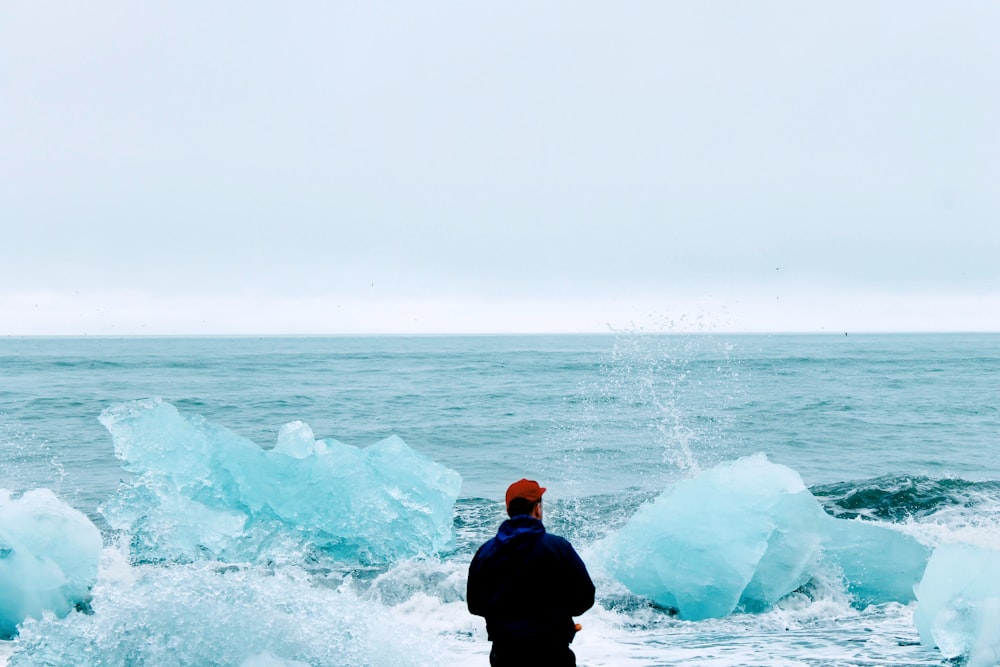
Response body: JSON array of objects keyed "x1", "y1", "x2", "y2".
[{"x1": 489, "y1": 642, "x2": 576, "y2": 667}]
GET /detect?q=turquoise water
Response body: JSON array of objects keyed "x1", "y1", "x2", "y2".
[{"x1": 2, "y1": 333, "x2": 999, "y2": 665}]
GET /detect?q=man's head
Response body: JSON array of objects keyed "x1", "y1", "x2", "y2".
[{"x1": 505, "y1": 478, "x2": 546, "y2": 518}]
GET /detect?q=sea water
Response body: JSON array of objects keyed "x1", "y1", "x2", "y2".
[{"x1": 1, "y1": 333, "x2": 999, "y2": 666}]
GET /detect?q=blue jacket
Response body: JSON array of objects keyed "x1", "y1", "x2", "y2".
[{"x1": 467, "y1": 516, "x2": 595, "y2": 645}]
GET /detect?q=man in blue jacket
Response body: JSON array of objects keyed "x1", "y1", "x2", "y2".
[{"x1": 467, "y1": 479, "x2": 596, "y2": 667}]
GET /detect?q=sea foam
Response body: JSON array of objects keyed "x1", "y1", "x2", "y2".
[{"x1": 9, "y1": 553, "x2": 442, "y2": 667}]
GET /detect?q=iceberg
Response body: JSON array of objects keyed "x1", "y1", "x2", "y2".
[
  {"x1": 99, "y1": 399, "x2": 463, "y2": 565},
  {"x1": 595, "y1": 454, "x2": 929, "y2": 620},
  {"x1": 0, "y1": 489, "x2": 102, "y2": 638},
  {"x1": 914, "y1": 543, "x2": 1000, "y2": 667}
]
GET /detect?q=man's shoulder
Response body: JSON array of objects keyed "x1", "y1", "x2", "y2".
[
  {"x1": 472, "y1": 536, "x2": 500, "y2": 560},
  {"x1": 539, "y1": 531, "x2": 578, "y2": 554}
]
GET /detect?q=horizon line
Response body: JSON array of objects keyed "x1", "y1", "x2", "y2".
[{"x1": 3, "y1": 330, "x2": 999, "y2": 339}]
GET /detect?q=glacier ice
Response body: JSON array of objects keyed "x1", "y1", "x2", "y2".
[
  {"x1": 595, "y1": 454, "x2": 929, "y2": 620},
  {"x1": 914, "y1": 543, "x2": 1000, "y2": 667},
  {"x1": 98, "y1": 399, "x2": 463, "y2": 565},
  {"x1": 0, "y1": 488, "x2": 102, "y2": 638}
]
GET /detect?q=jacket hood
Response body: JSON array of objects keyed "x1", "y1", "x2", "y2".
[{"x1": 496, "y1": 515, "x2": 546, "y2": 545}]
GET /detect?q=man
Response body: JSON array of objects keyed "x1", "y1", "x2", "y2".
[{"x1": 467, "y1": 479, "x2": 596, "y2": 667}]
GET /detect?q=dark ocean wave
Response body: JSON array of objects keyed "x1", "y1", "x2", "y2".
[
  {"x1": 811, "y1": 475, "x2": 1000, "y2": 522},
  {"x1": 61, "y1": 359, "x2": 127, "y2": 368}
]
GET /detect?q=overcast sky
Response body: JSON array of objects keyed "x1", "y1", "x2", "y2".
[{"x1": 2, "y1": 1, "x2": 998, "y2": 334}]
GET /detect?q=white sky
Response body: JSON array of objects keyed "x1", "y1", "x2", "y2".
[{"x1": 2, "y1": 1, "x2": 998, "y2": 334}]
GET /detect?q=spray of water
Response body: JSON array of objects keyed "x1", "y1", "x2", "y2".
[{"x1": 0, "y1": 419, "x2": 68, "y2": 497}]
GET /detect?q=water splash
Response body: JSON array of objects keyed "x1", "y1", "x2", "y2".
[
  {"x1": 0, "y1": 419, "x2": 67, "y2": 498},
  {"x1": 569, "y1": 326, "x2": 744, "y2": 485},
  {"x1": 9, "y1": 545, "x2": 442, "y2": 667}
]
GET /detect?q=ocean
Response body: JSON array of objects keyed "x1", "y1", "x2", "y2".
[{"x1": 1, "y1": 333, "x2": 999, "y2": 666}]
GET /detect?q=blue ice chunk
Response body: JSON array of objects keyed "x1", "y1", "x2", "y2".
[
  {"x1": 0, "y1": 489, "x2": 102, "y2": 638},
  {"x1": 273, "y1": 421, "x2": 323, "y2": 459},
  {"x1": 596, "y1": 454, "x2": 929, "y2": 619},
  {"x1": 822, "y1": 514, "x2": 930, "y2": 606},
  {"x1": 99, "y1": 399, "x2": 462, "y2": 565},
  {"x1": 914, "y1": 543, "x2": 1000, "y2": 667},
  {"x1": 596, "y1": 454, "x2": 824, "y2": 619}
]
